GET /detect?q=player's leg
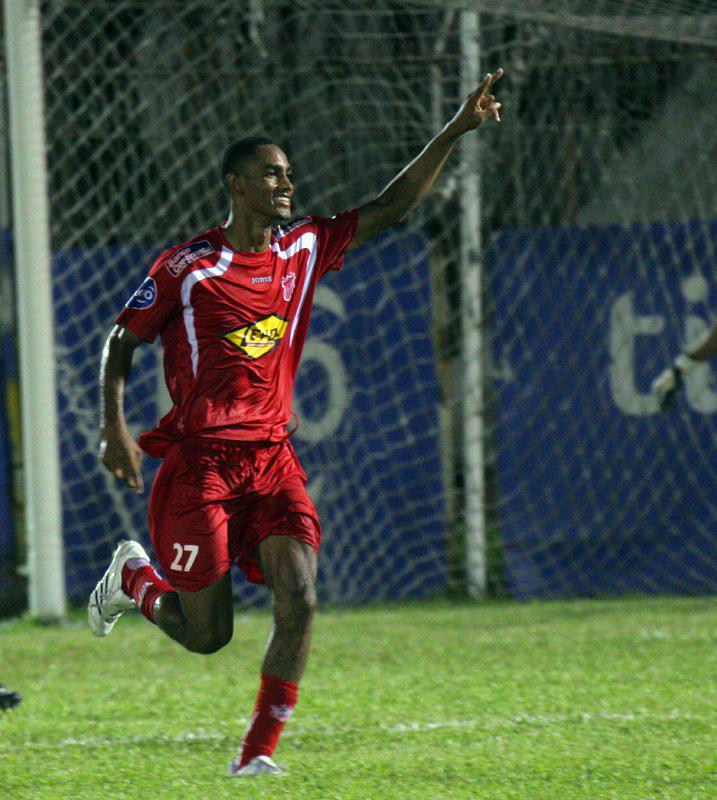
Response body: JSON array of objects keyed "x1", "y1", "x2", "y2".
[
  {"x1": 230, "y1": 535, "x2": 318, "y2": 776},
  {"x1": 258, "y1": 535, "x2": 318, "y2": 682},
  {"x1": 89, "y1": 538, "x2": 234, "y2": 654},
  {"x1": 120, "y1": 509, "x2": 235, "y2": 653},
  {"x1": 89, "y1": 440, "x2": 234, "y2": 653},
  {"x1": 151, "y1": 572, "x2": 234, "y2": 654},
  {"x1": 226, "y1": 441, "x2": 321, "y2": 776}
]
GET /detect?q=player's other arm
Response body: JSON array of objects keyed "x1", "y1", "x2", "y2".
[
  {"x1": 348, "y1": 69, "x2": 503, "y2": 250},
  {"x1": 651, "y1": 320, "x2": 717, "y2": 411},
  {"x1": 99, "y1": 324, "x2": 145, "y2": 492}
]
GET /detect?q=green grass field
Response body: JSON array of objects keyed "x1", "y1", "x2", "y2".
[{"x1": 1, "y1": 596, "x2": 715, "y2": 799}]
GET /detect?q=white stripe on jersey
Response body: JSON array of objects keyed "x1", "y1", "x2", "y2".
[
  {"x1": 273, "y1": 217, "x2": 310, "y2": 238},
  {"x1": 181, "y1": 246, "x2": 233, "y2": 376},
  {"x1": 270, "y1": 232, "x2": 318, "y2": 346}
]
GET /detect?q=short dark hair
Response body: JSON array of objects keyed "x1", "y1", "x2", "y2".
[{"x1": 220, "y1": 135, "x2": 277, "y2": 192}]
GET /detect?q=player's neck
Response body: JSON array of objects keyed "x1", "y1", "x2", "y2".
[{"x1": 221, "y1": 211, "x2": 272, "y2": 253}]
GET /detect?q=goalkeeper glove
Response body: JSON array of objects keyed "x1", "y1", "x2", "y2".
[{"x1": 651, "y1": 353, "x2": 699, "y2": 412}]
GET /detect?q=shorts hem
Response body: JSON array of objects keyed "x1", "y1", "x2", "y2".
[{"x1": 166, "y1": 564, "x2": 231, "y2": 593}]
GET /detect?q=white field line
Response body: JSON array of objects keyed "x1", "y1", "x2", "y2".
[
  {"x1": 467, "y1": 629, "x2": 717, "y2": 645},
  {"x1": 383, "y1": 710, "x2": 714, "y2": 733},
  {"x1": 4, "y1": 709, "x2": 714, "y2": 754}
]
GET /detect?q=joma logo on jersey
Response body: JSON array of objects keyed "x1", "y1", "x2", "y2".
[{"x1": 223, "y1": 315, "x2": 288, "y2": 359}]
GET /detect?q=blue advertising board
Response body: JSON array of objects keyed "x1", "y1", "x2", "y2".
[
  {"x1": 34, "y1": 217, "x2": 717, "y2": 604},
  {"x1": 53, "y1": 230, "x2": 448, "y2": 604},
  {"x1": 487, "y1": 220, "x2": 717, "y2": 597}
]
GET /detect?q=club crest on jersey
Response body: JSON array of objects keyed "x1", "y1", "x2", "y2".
[
  {"x1": 165, "y1": 240, "x2": 215, "y2": 277},
  {"x1": 125, "y1": 277, "x2": 157, "y2": 310},
  {"x1": 281, "y1": 272, "x2": 296, "y2": 301},
  {"x1": 223, "y1": 314, "x2": 288, "y2": 359}
]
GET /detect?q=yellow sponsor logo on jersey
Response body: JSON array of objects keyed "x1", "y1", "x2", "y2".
[{"x1": 223, "y1": 314, "x2": 288, "y2": 359}]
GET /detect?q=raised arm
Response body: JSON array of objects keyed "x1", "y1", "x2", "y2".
[
  {"x1": 349, "y1": 69, "x2": 503, "y2": 250},
  {"x1": 99, "y1": 324, "x2": 145, "y2": 492}
]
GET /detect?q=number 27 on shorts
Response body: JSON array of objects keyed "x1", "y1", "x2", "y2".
[{"x1": 171, "y1": 543, "x2": 199, "y2": 572}]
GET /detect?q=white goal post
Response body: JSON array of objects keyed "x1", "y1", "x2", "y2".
[
  {"x1": 3, "y1": 0, "x2": 65, "y2": 621},
  {"x1": 458, "y1": 10, "x2": 487, "y2": 598}
]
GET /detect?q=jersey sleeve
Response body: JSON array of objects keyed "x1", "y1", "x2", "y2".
[
  {"x1": 115, "y1": 249, "x2": 182, "y2": 342},
  {"x1": 311, "y1": 208, "x2": 359, "y2": 279}
]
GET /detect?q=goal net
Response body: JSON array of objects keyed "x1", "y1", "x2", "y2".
[{"x1": 17, "y1": 0, "x2": 717, "y2": 604}]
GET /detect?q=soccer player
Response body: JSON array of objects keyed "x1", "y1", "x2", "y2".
[
  {"x1": 651, "y1": 320, "x2": 717, "y2": 410},
  {"x1": 89, "y1": 70, "x2": 504, "y2": 776},
  {"x1": 0, "y1": 684, "x2": 21, "y2": 711}
]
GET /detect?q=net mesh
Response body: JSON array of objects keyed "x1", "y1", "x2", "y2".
[{"x1": 28, "y1": 0, "x2": 717, "y2": 603}]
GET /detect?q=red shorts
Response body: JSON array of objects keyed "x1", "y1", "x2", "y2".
[{"x1": 147, "y1": 437, "x2": 321, "y2": 591}]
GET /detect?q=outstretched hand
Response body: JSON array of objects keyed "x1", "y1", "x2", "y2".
[
  {"x1": 651, "y1": 365, "x2": 683, "y2": 412},
  {"x1": 445, "y1": 68, "x2": 504, "y2": 137}
]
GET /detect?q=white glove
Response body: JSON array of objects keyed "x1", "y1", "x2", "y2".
[{"x1": 651, "y1": 354, "x2": 699, "y2": 411}]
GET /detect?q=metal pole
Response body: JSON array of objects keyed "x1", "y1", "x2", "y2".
[
  {"x1": 459, "y1": 10, "x2": 486, "y2": 597},
  {"x1": 4, "y1": 0, "x2": 66, "y2": 620}
]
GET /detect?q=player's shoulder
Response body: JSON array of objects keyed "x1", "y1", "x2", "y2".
[
  {"x1": 151, "y1": 228, "x2": 223, "y2": 279},
  {"x1": 272, "y1": 211, "x2": 357, "y2": 247},
  {"x1": 272, "y1": 216, "x2": 315, "y2": 245}
]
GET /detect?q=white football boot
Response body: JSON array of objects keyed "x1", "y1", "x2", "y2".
[
  {"x1": 227, "y1": 755, "x2": 284, "y2": 777},
  {"x1": 88, "y1": 540, "x2": 149, "y2": 636}
]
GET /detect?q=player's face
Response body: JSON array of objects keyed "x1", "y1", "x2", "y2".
[{"x1": 236, "y1": 145, "x2": 294, "y2": 222}]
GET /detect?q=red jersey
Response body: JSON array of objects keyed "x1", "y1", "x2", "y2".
[{"x1": 116, "y1": 210, "x2": 359, "y2": 457}]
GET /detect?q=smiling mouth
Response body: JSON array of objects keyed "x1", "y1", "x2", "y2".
[{"x1": 274, "y1": 195, "x2": 291, "y2": 206}]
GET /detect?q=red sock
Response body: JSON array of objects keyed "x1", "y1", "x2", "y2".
[
  {"x1": 239, "y1": 674, "x2": 299, "y2": 766},
  {"x1": 121, "y1": 561, "x2": 174, "y2": 623}
]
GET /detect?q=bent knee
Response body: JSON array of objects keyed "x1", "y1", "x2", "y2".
[
  {"x1": 294, "y1": 586, "x2": 317, "y2": 619},
  {"x1": 186, "y1": 628, "x2": 233, "y2": 655},
  {"x1": 274, "y1": 584, "x2": 317, "y2": 625}
]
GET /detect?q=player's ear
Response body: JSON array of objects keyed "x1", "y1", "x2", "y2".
[{"x1": 226, "y1": 171, "x2": 243, "y2": 196}]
